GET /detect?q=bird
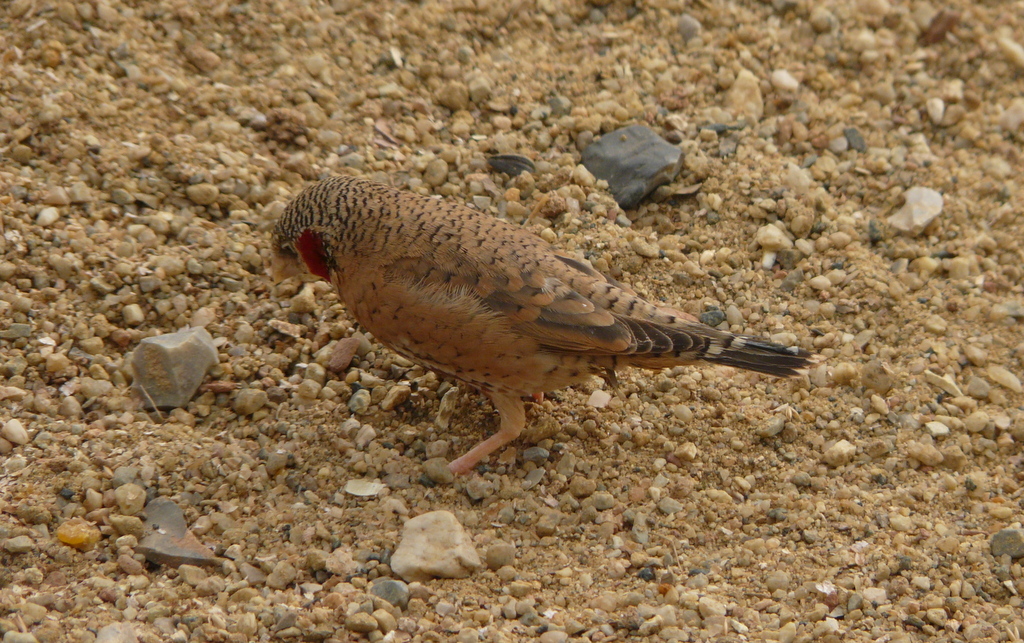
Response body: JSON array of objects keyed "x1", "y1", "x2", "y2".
[{"x1": 270, "y1": 175, "x2": 818, "y2": 475}]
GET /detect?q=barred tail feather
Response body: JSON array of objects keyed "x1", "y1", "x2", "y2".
[{"x1": 702, "y1": 335, "x2": 816, "y2": 378}]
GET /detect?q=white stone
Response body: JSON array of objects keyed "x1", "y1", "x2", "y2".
[
  {"x1": 587, "y1": 390, "x2": 612, "y2": 408},
  {"x1": 36, "y1": 207, "x2": 60, "y2": 226},
  {"x1": 997, "y1": 36, "x2": 1024, "y2": 70},
  {"x1": 754, "y1": 224, "x2": 793, "y2": 252},
  {"x1": 345, "y1": 479, "x2": 385, "y2": 497},
  {"x1": 2, "y1": 419, "x2": 30, "y2": 445},
  {"x1": 770, "y1": 70, "x2": 800, "y2": 92},
  {"x1": 822, "y1": 439, "x2": 856, "y2": 467},
  {"x1": 390, "y1": 511, "x2": 482, "y2": 582},
  {"x1": 987, "y1": 365, "x2": 1022, "y2": 393},
  {"x1": 888, "y1": 187, "x2": 943, "y2": 235},
  {"x1": 926, "y1": 97, "x2": 945, "y2": 125},
  {"x1": 726, "y1": 69, "x2": 763, "y2": 122},
  {"x1": 999, "y1": 98, "x2": 1024, "y2": 131}
]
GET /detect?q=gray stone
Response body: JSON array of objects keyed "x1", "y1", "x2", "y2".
[
  {"x1": 138, "y1": 498, "x2": 218, "y2": 568},
  {"x1": 3, "y1": 633, "x2": 40, "y2": 643},
  {"x1": 485, "y1": 541, "x2": 516, "y2": 570},
  {"x1": 131, "y1": 328, "x2": 218, "y2": 409},
  {"x1": 991, "y1": 529, "x2": 1024, "y2": 559},
  {"x1": 699, "y1": 309, "x2": 727, "y2": 327},
  {"x1": 522, "y1": 446, "x2": 550, "y2": 463},
  {"x1": 370, "y1": 578, "x2": 411, "y2": 610},
  {"x1": 390, "y1": 511, "x2": 482, "y2": 582},
  {"x1": 582, "y1": 125, "x2": 683, "y2": 209}
]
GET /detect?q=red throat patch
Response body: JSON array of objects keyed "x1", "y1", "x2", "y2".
[{"x1": 296, "y1": 230, "x2": 331, "y2": 280}]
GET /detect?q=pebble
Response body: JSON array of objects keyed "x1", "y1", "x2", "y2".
[
  {"x1": 3, "y1": 634, "x2": 39, "y2": 643},
  {"x1": 699, "y1": 309, "x2": 726, "y2": 327},
  {"x1": 422, "y1": 458, "x2": 454, "y2": 485},
  {"x1": 997, "y1": 36, "x2": 1024, "y2": 70},
  {"x1": 345, "y1": 479, "x2": 385, "y2": 497},
  {"x1": 581, "y1": 125, "x2": 683, "y2": 209},
  {"x1": 990, "y1": 529, "x2": 1024, "y2": 559},
  {"x1": 266, "y1": 560, "x2": 297, "y2": 589},
  {"x1": 726, "y1": 69, "x2": 764, "y2": 122},
  {"x1": 822, "y1": 440, "x2": 855, "y2": 467},
  {"x1": 348, "y1": 389, "x2": 371, "y2": 414},
  {"x1": 36, "y1": 207, "x2": 60, "y2": 227},
  {"x1": 423, "y1": 158, "x2": 449, "y2": 187},
  {"x1": 95, "y1": 623, "x2": 136, "y2": 643},
  {"x1": 380, "y1": 385, "x2": 411, "y2": 411},
  {"x1": 770, "y1": 70, "x2": 800, "y2": 92},
  {"x1": 587, "y1": 389, "x2": 612, "y2": 408},
  {"x1": 907, "y1": 440, "x2": 943, "y2": 466},
  {"x1": 114, "y1": 483, "x2": 147, "y2": 515},
  {"x1": 370, "y1": 578, "x2": 411, "y2": 610},
  {"x1": 132, "y1": 328, "x2": 219, "y2": 409},
  {"x1": 987, "y1": 365, "x2": 1021, "y2": 393},
  {"x1": 485, "y1": 541, "x2": 516, "y2": 570},
  {"x1": 766, "y1": 570, "x2": 790, "y2": 591},
  {"x1": 345, "y1": 612, "x2": 378, "y2": 634},
  {"x1": 56, "y1": 517, "x2": 101, "y2": 550},
  {"x1": 437, "y1": 81, "x2": 470, "y2": 111},
  {"x1": 390, "y1": 511, "x2": 482, "y2": 582},
  {"x1": 4, "y1": 535, "x2": 36, "y2": 554},
  {"x1": 677, "y1": 14, "x2": 702, "y2": 42},
  {"x1": 843, "y1": 127, "x2": 867, "y2": 152},
  {"x1": 2, "y1": 419, "x2": 29, "y2": 445},
  {"x1": 1000, "y1": 98, "x2": 1024, "y2": 131},
  {"x1": 185, "y1": 183, "x2": 219, "y2": 206},
  {"x1": 888, "y1": 187, "x2": 943, "y2": 235},
  {"x1": 137, "y1": 498, "x2": 217, "y2": 568},
  {"x1": 522, "y1": 446, "x2": 550, "y2": 463},
  {"x1": 233, "y1": 388, "x2": 268, "y2": 416},
  {"x1": 755, "y1": 224, "x2": 793, "y2": 252}
]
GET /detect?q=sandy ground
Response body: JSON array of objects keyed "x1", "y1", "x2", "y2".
[{"x1": 2, "y1": 0, "x2": 1024, "y2": 641}]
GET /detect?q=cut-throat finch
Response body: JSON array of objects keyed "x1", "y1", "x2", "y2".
[{"x1": 270, "y1": 175, "x2": 818, "y2": 475}]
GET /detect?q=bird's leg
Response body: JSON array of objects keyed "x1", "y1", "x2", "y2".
[{"x1": 448, "y1": 392, "x2": 525, "y2": 475}]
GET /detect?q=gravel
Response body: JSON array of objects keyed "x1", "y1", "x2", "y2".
[{"x1": 2, "y1": 0, "x2": 1024, "y2": 641}]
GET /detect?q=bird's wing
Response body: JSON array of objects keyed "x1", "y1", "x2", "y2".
[{"x1": 384, "y1": 245, "x2": 680, "y2": 356}]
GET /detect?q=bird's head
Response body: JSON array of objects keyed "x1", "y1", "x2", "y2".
[{"x1": 269, "y1": 216, "x2": 333, "y2": 284}]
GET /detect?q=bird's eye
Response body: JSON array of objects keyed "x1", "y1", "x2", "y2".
[{"x1": 296, "y1": 229, "x2": 331, "y2": 280}]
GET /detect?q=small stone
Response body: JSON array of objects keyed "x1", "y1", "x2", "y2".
[
  {"x1": 122, "y1": 304, "x2": 145, "y2": 326},
  {"x1": 591, "y1": 492, "x2": 615, "y2": 511},
  {"x1": 889, "y1": 513, "x2": 914, "y2": 531},
  {"x1": 132, "y1": 328, "x2": 219, "y2": 409},
  {"x1": 964, "y1": 411, "x2": 990, "y2": 433},
  {"x1": 569, "y1": 476, "x2": 597, "y2": 498},
  {"x1": 95, "y1": 623, "x2": 136, "y2": 643},
  {"x1": 926, "y1": 97, "x2": 945, "y2": 125},
  {"x1": 56, "y1": 517, "x2": 102, "y2": 550},
  {"x1": 348, "y1": 389, "x2": 371, "y2": 414},
  {"x1": 345, "y1": 479, "x2": 385, "y2": 497},
  {"x1": 987, "y1": 365, "x2": 1022, "y2": 393},
  {"x1": 137, "y1": 499, "x2": 217, "y2": 568},
  {"x1": 2, "y1": 419, "x2": 29, "y2": 445},
  {"x1": 4, "y1": 535, "x2": 36, "y2": 554},
  {"x1": 177, "y1": 564, "x2": 207, "y2": 587},
  {"x1": 924, "y1": 421, "x2": 950, "y2": 437},
  {"x1": 3, "y1": 634, "x2": 40, "y2": 643},
  {"x1": 370, "y1": 578, "x2": 411, "y2": 610},
  {"x1": 999, "y1": 98, "x2": 1024, "y2": 131},
  {"x1": 700, "y1": 309, "x2": 727, "y2": 327},
  {"x1": 965, "y1": 377, "x2": 991, "y2": 399},
  {"x1": 485, "y1": 541, "x2": 516, "y2": 570},
  {"x1": 698, "y1": 596, "x2": 727, "y2": 618},
  {"x1": 233, "y1": 388, "x2": 268, "y2": 415},
  {"x1": 587, "y1": 389, "x2": 612, "y2": 408},
  {"x1": 266, "y1": 560, "x2": 297, "y2": 589},
  {"x1": 437, "y1": 81, "x2": 470, "y2": 111},
  {"x1": 465, "y1": 477, "x2": 493, "y2": 501},
  {"x1": 657, "y1": 497, "x2": 683, "y2": 515},
  {"x1": 677, "y1": 14, "x2": 702, "y2": 42},
  {"x1": 185, "y1": 183, "x2": 219, "y2": 206},
  {"x1": 888, "y1": 187, "x2": 943, "y2": 235},
  {"x1": 907, "y1": 440, "x2": 943, "y2": 466},
  {"x1": 997, "y1": 36, "x2": 1024, "y2": 70},
  {"x1": 36, "y1": 207, "x2": 60, "y2": 227},
  {"x1": 822, "y1": 439, "x2": 856, "y2": 467},
  {"x1": 861, "y1": 360, "x2": 894, "y2": 394},
  {"x1": 390, "y1": 511, "x2": 482, "y2": 582},
  {"x1": 380, "y1": 385, "x2": 411, "y2": 411},
  {"x1": 581, "y1": 125, "x2": 684, "y2": 209},
  {"x1": 770, "y1": 70, "x2": 800, "y2": 92},
  {"x1": 109, "y1": 515, "x2": 146, "y2": 539},
  {"x1": 755, "y1": 224, "x2": 793, "y2": 252},
  {"x1": 808, "y1": 275, "x2": 832, "y2": 291},
  {"x1": 115, "y1": 483, "x2": 147, "y2": 515},
  {"x1": 923, "y1": 370, "x2": 962, "y2": 397},
  {"x1": 422, "y1": 458, "x2": 455, "y2": 485},
  {"x1": 423, "y1": 158, "x2": 449, "y2": 187},
  {"x1": 345, "y1": 612, "x2": 379, "y2": 634},
  {"x1": 467, "y1": 75, "x2": 492, "y2": 104},
  {"x1": 522, "y1": 446, "x2": 550, "y2": 463},
  {"x1": 766, "y1": 570, "x2": 790, "y2": 591},
  {"x1": 843, "y1": 127, "x2": 867, "y2": 152},
  {"x1": 991, "y1": 529, "x2": 1024, "y2": 559},
  {"x1": 726, "y1": 69, "x2": 764, "y2": 122},
  {"x1": 183, "y1": 43, "x2": 221, "y2": 72}
]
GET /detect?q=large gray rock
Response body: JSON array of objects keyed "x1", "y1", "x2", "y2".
[
  {"x1": 390, "y1": 511, "x2": 481, "y2": 582},
  {"x1": 131, "y1": 328, "x2": 218, "y2": 409},
  {"x1": 581, "y1": 125, "x2": 683, "y2": 209}
]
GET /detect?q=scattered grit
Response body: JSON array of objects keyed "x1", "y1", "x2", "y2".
[{"x1": 2, "y1": 1, "x2": 1024, "y2": 642}]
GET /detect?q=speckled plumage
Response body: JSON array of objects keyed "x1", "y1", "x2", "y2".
[{"x1": 271, "y1": 175, "x2": 817, "y2": 474}]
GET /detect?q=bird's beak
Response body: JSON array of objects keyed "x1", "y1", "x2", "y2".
[{"x1": 268, "y1": 251, "x2": 306, "y2": 284}]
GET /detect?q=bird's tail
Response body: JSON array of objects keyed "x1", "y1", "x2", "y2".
[{"x1": 699, "y1": 333, "x2": 818, "y2": 378}]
